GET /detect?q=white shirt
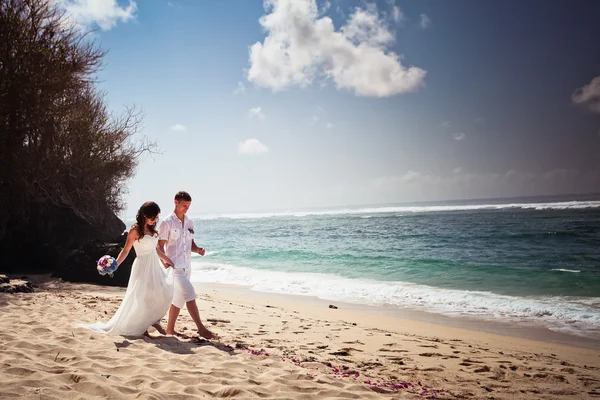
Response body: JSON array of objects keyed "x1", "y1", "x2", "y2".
[{"x1": 158, "y1": 212, "x2": 194, "y2": 269}]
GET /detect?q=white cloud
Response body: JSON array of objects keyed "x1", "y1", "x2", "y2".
[
  {"x1": 61, "y1": 0, "x2": 137, "y2": 31},
  {"x1": 453, "y1": 132, "x2": 466, "y2": 141},
  {"x1": 248, "y1": 107, "x2": 266, "y2": 119},
  {"x1": 385, "y1": 0, "x2": 403, "y2": 22},
  {"x1": 572, "y1": 75, "x2": 600, "y2": 113},
  {"x1": 326, "y1": 122, "x2": 335, "y2": 128},
  {"x1": 247, "y1": 0, "x2": 426, "y2": 97},
  {"x1": 392, "y1": 6, "x2": 402, "y2": 22},
  {"x1": 372, "y1": 171, "x2": 442, "y2": 188},
  {"x1": 234, "y1": 81, "x2": 246, "y2": 95},
  {"x1": 370, "y1": 167, "x2": 600, "y2": 203},
  {"x1": 372, "y1": 169, "x2": 540, "y2": 193},
  {"x1": 238, "y1": 138, "x2": 269, "y2": 155},
  {"x1": 309, "y1": 115, "x2": 319, "y2": 125},
  {"x1": 541, "y1": 168, "x2": 579, "y2": 182},
  {"x1": 419, "y1": 14, "x2": 431, "y2": 29},
  {"x1": 167, "y1": 1, "x2": 173, "y2": 6},
  {"x1": 171, "y1": 124, "x2": 187, "y2": 132}
]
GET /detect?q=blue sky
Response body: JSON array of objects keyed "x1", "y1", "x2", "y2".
[{"x1": 61, "y1": 0, "x2": 600, "y2": 218}]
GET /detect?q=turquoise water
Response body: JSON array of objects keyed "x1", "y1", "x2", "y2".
[{"x1": 186, "y1": 195, "x2": 600, "y2": 339}]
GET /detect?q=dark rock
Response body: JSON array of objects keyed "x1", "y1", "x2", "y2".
[
  {"x1": 0, "y1": 204, "x2": 126, "y2": 279},
  {"x1": 0, "y1": 278, "x2": 34, "y2": 293},
  {"x1": 0, "y1": 274, "x2": 8, "y2": 284},
  {"x1": 328, "y1": 304, "x2": 338, "y2": 309},
  {"x1": 54, "y1": 232, "x2": 135, "y2": 287}
]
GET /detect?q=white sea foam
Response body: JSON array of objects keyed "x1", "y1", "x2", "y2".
[
  {"x1": 194, "y1": 200, "x2": 600, "y2": 220},
  {"x1": 551, "y1": 269, "x2": 581, "y2": 273},
  {"x1": 191, "y1": 261, "x2": 600, "y2": 338}
]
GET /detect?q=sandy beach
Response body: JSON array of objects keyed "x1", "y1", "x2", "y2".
[{"x1": 1, "y1": 276, "x2": 599, "y2": 399}]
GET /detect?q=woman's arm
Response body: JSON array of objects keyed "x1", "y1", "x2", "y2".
[{"x1": 115, "y1": 227, "x2": 139, "y2": 266}]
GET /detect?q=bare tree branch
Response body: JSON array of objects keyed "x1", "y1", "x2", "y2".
[{"x1": 0, "y1": 0, "x2": 156, "y2": 242}]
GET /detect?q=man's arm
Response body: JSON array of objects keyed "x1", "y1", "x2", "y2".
[
  {"x1": 157, "y1": 219, "x2": 170, "y2": 265},
  {"x1": 156, "y1": 243, "x2": 173, "y2": 268},
  {"x1": 191, "y1": 239, "x2": 205, "y2": 256},
  {"x1": 189, "y1": 220, "x2": 205, "y2": 256},
  {"x1": 157, "y1": 239, "x2": 170, "y2": 266},
  {"x1": 158, "y1": 240, "x2": 167, "y2": 253}
]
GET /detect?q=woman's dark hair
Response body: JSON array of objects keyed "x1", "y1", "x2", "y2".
[
  {"x1": 174, "y1": 191, "x2": 192, "y2": 201},
  {"x1": 134, "y1": 201, "x2": 161, "y2": 239}
]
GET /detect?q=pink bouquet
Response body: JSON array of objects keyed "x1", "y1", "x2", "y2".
[{"x1": 97, "y1": 255, "x2": 118, "y2": 277}]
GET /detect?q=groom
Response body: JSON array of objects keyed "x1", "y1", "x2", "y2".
[{"x1": 157, "y1": 190, "x2": 216, "y2": 339}]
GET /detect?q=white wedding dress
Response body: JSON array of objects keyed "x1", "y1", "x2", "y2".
[{"x1": 75, "y1": 235, "x2": 174, "y2": 336}]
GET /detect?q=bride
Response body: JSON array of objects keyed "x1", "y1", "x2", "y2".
[{"x1": 75, "y1": 201, "x2": 174, "y2": 337}]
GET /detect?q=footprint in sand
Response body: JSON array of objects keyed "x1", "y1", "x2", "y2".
[
  {"x1": 419, "y1": 352, "x2": 444, "y2": 358},
  {"x1": 342, "y1": 340, "x2": 365, "y2": 345},
  {"x1": 378, "y1": 348, "x2": 408, "y2": 353},
  {"x1": 330, "y1": 350, "x2": 351, "y2": 356}
]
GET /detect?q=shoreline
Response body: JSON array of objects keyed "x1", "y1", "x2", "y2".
[
  {"x1": 1, "y1": 275, "x2": 599, "y2": 399},
  {"x1": 192, "y1": 281, "x2": 600, "y2": 351}
]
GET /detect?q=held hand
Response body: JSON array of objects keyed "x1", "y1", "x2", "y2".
[{"x1": 162, "y1": 258, "x2": 174, "y2": 268}]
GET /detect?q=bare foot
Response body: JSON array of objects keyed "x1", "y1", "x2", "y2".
[
  {"x1": 197, "y1": 326, "x2": 218, "y2": 340},
  {"x1": 152, "y1": 323, "x2": 167, "y2": 335}
]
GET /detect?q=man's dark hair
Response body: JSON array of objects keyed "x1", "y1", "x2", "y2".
[{"x1": 174, "y1": 191, "x2": 192, "y2": 201}]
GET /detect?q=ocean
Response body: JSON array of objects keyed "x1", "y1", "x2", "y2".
[{"x1": 185, "y1": 194, "x2": 600, "y2": 342}]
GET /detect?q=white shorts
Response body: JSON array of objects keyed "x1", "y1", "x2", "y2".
[{"x1": 172, "y1": 267, "x2": 196, "y2": 309}]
